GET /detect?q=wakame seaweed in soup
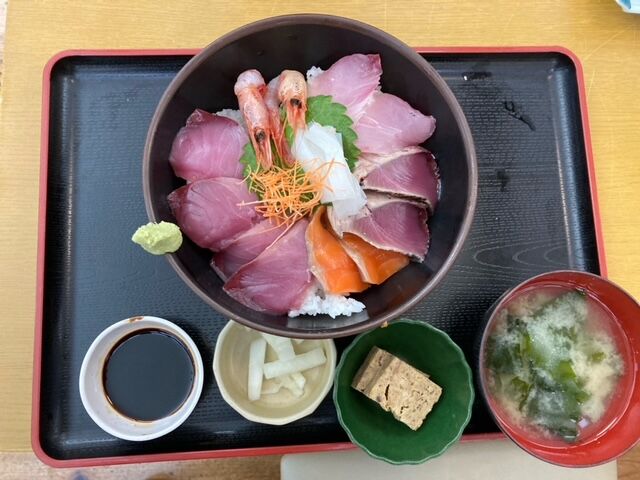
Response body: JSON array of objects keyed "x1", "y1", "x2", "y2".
[{"x1": 485, "y1": 287, "x2": 624, "y2": 443}]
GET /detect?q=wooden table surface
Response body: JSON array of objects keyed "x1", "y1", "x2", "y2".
[{"x1": 0, "y1": 0, "x2": 639, "y2": 477}]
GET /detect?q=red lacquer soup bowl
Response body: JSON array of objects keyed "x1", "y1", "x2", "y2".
[{"x1": 478, "y1": 270, "x2": 640, "y2": 467}]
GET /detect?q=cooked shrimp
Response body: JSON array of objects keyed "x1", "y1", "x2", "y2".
[
  {"x1": 278, "y1": 70, "x2": 307, "y2": 133},
  {"x1": 265, "y1": 76, "x2": 294, "y2": 166},
  {"x1": 234, "y1": 70, "x2": 273, "y2": 169}
]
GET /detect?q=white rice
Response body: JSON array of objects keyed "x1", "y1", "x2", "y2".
[
  {"x1": 288, "y1": 290, "x2": 365, "y2": 318},
  {"x1": 306, "y1": 66, "x2": 324, "y2": 81}
]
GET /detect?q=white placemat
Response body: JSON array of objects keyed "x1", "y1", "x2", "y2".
[{"x1": 281, "y1": 439, "x2": 616, "y2": 480}]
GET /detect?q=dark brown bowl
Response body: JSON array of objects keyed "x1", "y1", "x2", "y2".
[{"x1": 143, "y1": 14, "x2": 477, "y2": 338}]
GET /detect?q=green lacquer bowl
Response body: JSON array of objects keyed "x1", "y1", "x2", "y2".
[{"x1": 333, "y1": 319, "x2": 474, "y2": 464}]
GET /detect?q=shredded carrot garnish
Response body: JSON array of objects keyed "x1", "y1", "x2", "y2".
[{"x1": 241, "y1": 161, "x2": 332, "y2": 227}]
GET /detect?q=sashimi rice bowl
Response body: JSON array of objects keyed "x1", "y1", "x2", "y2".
[
  {"x1": 169, "y1": 58, "x2": 434, "y2": 316},
  {"x1": 144, "y1": 15, "x2": 477, "y2": 337}
]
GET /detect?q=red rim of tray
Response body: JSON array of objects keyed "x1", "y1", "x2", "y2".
[{"x1": 33, "y1": 45, "x2": 604, "y2": 468}]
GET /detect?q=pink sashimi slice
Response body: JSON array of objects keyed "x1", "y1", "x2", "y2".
[
  {"x1": 328, "y1": 193, "x2": 429, "y2": 261},
  {"x1": 354, "y1": 146, "x2": 425, "y2": 178},
  {"x1": 168, "y1": 177, "x2": 259, "y2": 251},
  {"x1": 224, "y1": 220, "x2": 314, "y2": 314},
  {"x1": 354, "y1": 92, "x2": 436, "y2": 154},
  {"x1": 169, "y1": 109, "x2": 248, "y2": 181},
  {"x1": 362, "y1": 150, "x2": 440, "y2": 212},
  {"x1": 307, "y1": 54, "x2": 382, "y2": 121},
  {"x1": 211, "y1": 220, "x2": 287, "y2": 280}
]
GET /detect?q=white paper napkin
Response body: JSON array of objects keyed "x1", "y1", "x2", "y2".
[{"x1": 281, "y1": 439, "x2": 616, "y2": 480}]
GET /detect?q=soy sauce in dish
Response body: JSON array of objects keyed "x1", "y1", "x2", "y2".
[{"x1": 103, "y1": 329, "x2": 195, "y2": 422}]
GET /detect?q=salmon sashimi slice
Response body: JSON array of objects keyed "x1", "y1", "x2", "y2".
[
  {"x1": 306, "y1": 207, "x2": 369, "y2": 295},
  {"x1": 339, "y1": 233, "x2": 410, "y2": 285}
]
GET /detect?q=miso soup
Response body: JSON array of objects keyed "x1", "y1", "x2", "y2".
[{"x1": 484, "y1": 286, "x2": 625, "y2": 443}]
